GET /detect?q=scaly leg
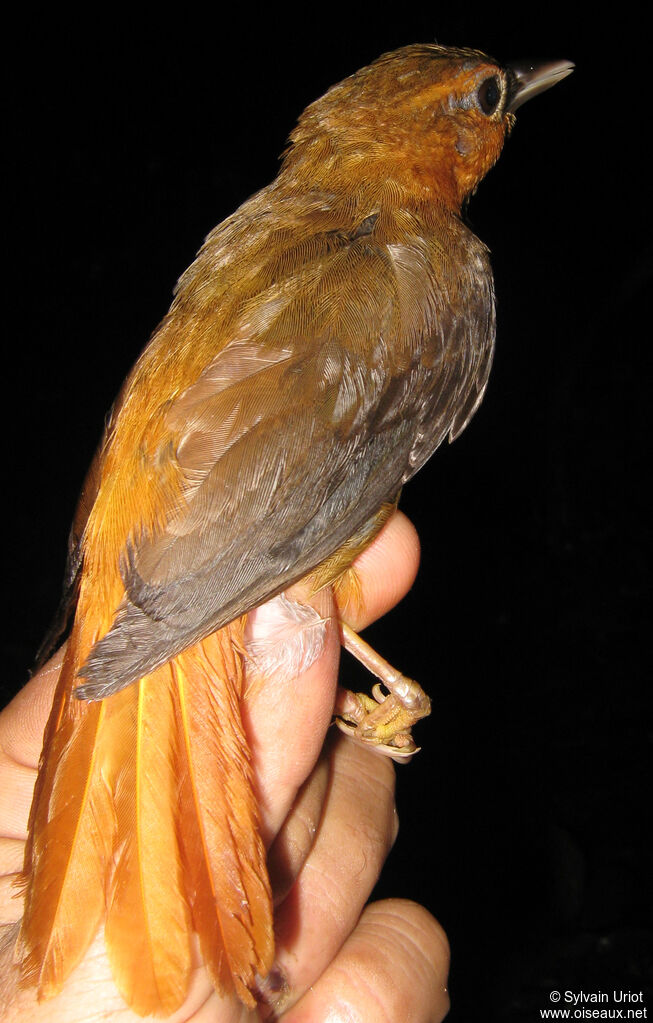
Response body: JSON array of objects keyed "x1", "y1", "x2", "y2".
[{"x1": 335, "y1": 622, "x2": 431, "y2": 762}]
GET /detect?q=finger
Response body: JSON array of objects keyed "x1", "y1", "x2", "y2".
[
  {"x1": 280, "y1": 899, "x2": 450, "y2": 1023},
  {"x1": 245, "y1": 511, "x2": 419, "y2": 841},
  {"x1": 0, "y1": 647, "x2": 64, "y2": 769},
  {"x1": 259, "y1": 733, "x2": 397, "y2": 1014},
  {"x1": 0, "y1": 841, "x2": 25, "y2": 922},
  {"x1": 346, "y1": 509, "x2": 421, "y2": 630},
  {"x1": 0, "y1": 655, "x2": 64, "y2": 937},
  {"x1": 0, "y1": 650, "x2": 65, "y2": 851},
  {"x1": 244, "y1": 586, "x2": 342, "y2": 846},
  {"x1": 266, "y1": 751, "x2": 331, "y2": 906}
]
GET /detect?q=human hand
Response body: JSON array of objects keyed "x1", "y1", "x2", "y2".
[{"x1": 0, "y1": 511, "x2": 450, "y2": 1021}]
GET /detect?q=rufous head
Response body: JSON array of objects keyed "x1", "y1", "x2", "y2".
[{"x1": 284, "y1": 45, "x2": 573, "y2": 210}]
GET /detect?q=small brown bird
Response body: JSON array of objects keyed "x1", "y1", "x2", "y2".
[{"x1": 17, "y1": 44, "x2": 572, "y2": 1016}]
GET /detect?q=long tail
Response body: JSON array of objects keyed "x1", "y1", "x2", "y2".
[{"x1": 18, "y1": 617, "x2": 273, "y2": 1017}]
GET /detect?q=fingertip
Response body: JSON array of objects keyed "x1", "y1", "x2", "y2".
[
  {"x1": 373, "y1": 898, "x2": 451, "y2": 972},
  {"x1": 347, "y1": 510, "x2": 421, "y2": 629},
  {"x1": 281, "y1": 897, "x2": 450, "y2": 1022},
  {"x1": 360, "y1": 900, "x2": 451, "y2": 1018}
]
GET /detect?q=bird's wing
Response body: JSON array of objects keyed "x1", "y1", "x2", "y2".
[{"x1": 79, "y1": 209, "x2": 494, "y2": 696}]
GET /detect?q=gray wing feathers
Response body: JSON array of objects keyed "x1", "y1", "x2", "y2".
[{"x1": 77, "y1": 215, "x2": 494, "y2": 698}]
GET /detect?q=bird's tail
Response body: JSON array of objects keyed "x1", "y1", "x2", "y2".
[{"x1": 18, "y1": 615, "x2": 273, "y2": 1017}]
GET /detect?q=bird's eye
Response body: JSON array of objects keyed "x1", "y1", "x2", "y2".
[{"x1": 477, "y1": 76, "x2": 502, "y2": 115}]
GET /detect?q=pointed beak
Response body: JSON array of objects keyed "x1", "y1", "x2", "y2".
[{"x1": 506, "y1": 58, "x2": 574, "y2": 113}]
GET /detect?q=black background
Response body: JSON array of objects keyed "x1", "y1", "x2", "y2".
[{"x1": 3, "y1": 8, "x2": 651, "y2": 1020}]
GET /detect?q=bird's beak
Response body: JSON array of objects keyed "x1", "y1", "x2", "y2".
[{"x1": 506, "y1": 59, "x2": 574, "y2": 113}]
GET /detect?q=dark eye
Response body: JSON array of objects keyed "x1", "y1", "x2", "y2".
[{"x1": 477, "y1": 76, "x2": 501, "y2": 115}]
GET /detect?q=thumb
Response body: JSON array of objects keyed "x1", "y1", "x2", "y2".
[{"x1": 1, "y1": 648, "x2": 64, "y2": 773}]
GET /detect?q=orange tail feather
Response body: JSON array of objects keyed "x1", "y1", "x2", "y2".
[
  {"x1": 102, "y1": 666, "x2": 193, "y2": 1016},
  {"x1": 18, "y1": 617, "x2": 273, "y2": 1016},
  {"x1": 19, "y1": 632, "x2": 114, "y2": 999},
  {"x1": 174, "y1": 628, "x2": 273, "y2": 1008}
]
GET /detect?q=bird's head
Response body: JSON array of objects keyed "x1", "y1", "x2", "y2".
[{"x1": 284, "y1": 45, "x2": 573, "y2": 211}]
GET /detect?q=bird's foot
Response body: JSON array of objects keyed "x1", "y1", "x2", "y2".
[{"x1": 335, "y1": 622, "x2": 431, "y2": 763}]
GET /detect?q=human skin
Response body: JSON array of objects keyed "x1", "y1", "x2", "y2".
[{"x1": 0, "y1": 511, "x2": 450, "y2": 1022}]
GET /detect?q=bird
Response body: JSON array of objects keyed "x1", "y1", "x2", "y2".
[{"x1": 16, "y1": 43, "x2": 573, "y2": 1017}]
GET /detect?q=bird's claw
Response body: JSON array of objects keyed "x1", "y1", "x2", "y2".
[{"x1": 334, "y1": 682, "x2": 430, "y2": 763}]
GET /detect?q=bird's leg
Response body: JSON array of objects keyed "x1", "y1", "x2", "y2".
[{"x1": 335, "y1": 622, "x2": 431, "y2": 762}]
